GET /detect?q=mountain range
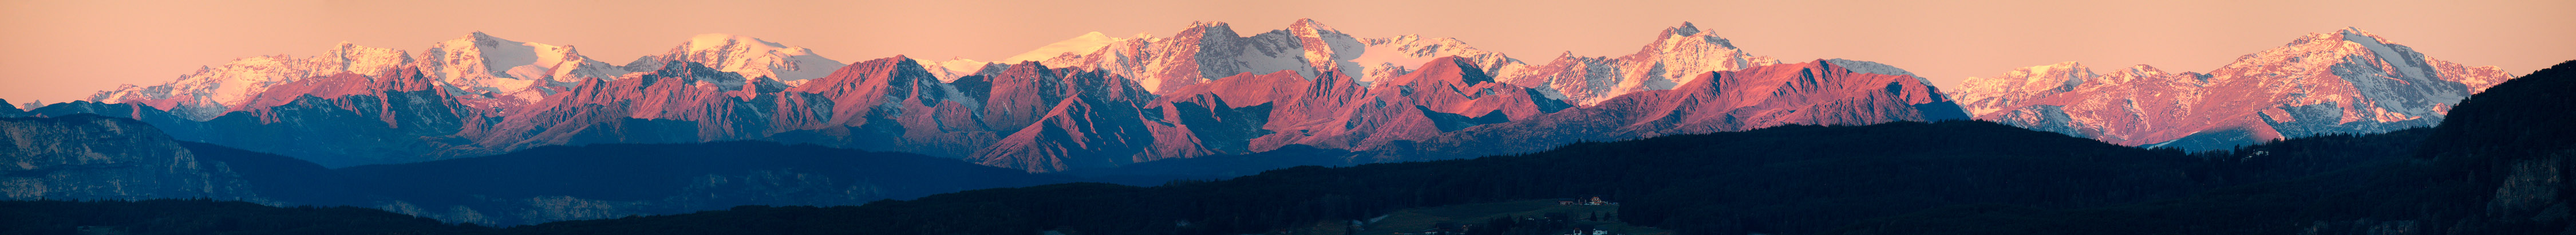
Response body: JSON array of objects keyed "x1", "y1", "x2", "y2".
[
  {"x1": 24, "y1": 19, "x2": 2508, "y2": 171},
  {"x1": 1954, "y1": 28, "x2": 2512, "y2": 151},
  {"x1": 11, "y1": 58, "x2": 2562, "y2": 234},
  {"x1": 0, "y1": 18, "x2": 2556, "y2": 234}
]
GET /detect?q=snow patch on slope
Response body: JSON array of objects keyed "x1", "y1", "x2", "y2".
[{"x1": 2340, "y1": 28, "x2": 2430, "y2": 80}]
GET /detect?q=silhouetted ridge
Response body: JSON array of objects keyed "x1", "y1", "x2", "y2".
[{"x1": 494, "y1": 120, "x2": 2228, "y2": 235}]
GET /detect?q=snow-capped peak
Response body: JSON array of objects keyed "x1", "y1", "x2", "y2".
[
  {"x1": 1001, "y1": 32, "x2": 1117, "y2": 63},
  {"x1": 925, "y1": 57, "x2": 1003, "y2": 82},
  {"x1": 90, "y1": 42, "x2": 416, "y2": 119},
  {"x1": 2016, "y1": 61, "x2": 2094, "y2": 90},
  {"x1": 420, "y1": 32, "x2": 646, "y2": 114},
  {"x1": 1959, "y1": 28, "x2": 2514, "y2": 151},
  {"x1": 2332, "y1": 28, "x2": 2432, "y2": 80},
  {"x1": 1823, "y1": 58, "x2": 1918, "y2": 77},
  {"x1": 2338, "y1": 26, "x2": 2372, "y2": 37},
  {"x1": 683, "y1": 33, "x2": 794, "y2": 55},
  {"x1": 1824, "y1": 58, "x2": 1932, "y2": 87},
  {"x1": 1183, "y1": 21, "x2": 1236, "y2": 38},
  {"x1": 2122, "y1": 64, "x2": 2164, "y2": 77},
  {"x1": 430, "y1": 32, "x2": 566, "y2": 76},
  {"x1": 1657, "y1": 21, "x2": 1740, "y2": 50},
  {"x1": 1288, "y1": 18, "x2": 1335, "y2": 32},
  {"x1": 1281, "y1": 18, "x2": 1366, "y2": 83},
  {"x1": 329, "y1": 41, "x2": 412, "y2": 75},
  {"x1": 646, "y1": 33, "x2": 847, "y2": 83}
]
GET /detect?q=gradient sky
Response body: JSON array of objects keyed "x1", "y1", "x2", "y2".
[{"x1": 4, "y1": 0, "x2": 2570, "y2": 107}]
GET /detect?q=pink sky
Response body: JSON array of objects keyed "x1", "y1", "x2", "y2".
[{"x1": 3, "y1": 0, "x2": 2570, "y2": 107}]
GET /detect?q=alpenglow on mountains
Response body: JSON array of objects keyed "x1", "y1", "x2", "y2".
[
  {"x1": 38, "y1": 19, "x2": 2499, "y2": 171},
  {"x1": 1953, "y1": 28, "x2": 2512, "y2": 151}
]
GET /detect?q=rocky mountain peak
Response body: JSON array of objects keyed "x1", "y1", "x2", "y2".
[
  {"x1": 1287, "y1": 18, "x2": 1334, "y2": 32},
  {"x1": 2334, "y1": 27, "x2": 2389, "y2": 44},
  {"x1": 1667, "y1": 21, "x2": 1703, "y2": 37},
  {"x1": 2120, "y1": 64, "x2": 2165, "y2": 77},
  {"x1": 1392, "y1": 56, "x2": 1495, "y2": 86},
  {"x1": 1181, "y1": 21, "x2": 1238, "y2": 39}
]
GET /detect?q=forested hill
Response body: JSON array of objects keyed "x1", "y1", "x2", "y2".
[
  {"x1": 197, "y1": 140, "x2": 1077, "y2": 225},
  {"x1": 502, "y1": 120, "x2": 2241, "y2": 235},
  {"x1": 11, "y1": 120, "x2": 2247, "y2": 235},
  {"x1": 0, "y1": 199, "x2": 481, "y2": 235}
]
